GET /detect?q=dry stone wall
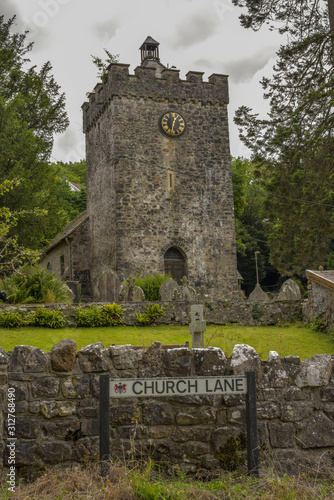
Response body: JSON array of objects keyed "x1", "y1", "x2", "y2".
[{"x1": 1, "y1": 340, "x2": 334, "y2": 478}]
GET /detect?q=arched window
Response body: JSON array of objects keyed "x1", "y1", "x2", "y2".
[{"x1": 164, "y1": 247, "x2": 186, "y2": 283}]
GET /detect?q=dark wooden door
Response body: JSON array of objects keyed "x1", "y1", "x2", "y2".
[{"x1": 164, "y1": 248, "x2": 186, "y2": 283}]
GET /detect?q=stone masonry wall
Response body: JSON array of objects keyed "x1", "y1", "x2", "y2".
[
  {"x1": 0, "y1": 299, "x2": 302, "y2": 327},
  {"x1": 1, "y1": 340, "x2": 334, "y2": 478}
]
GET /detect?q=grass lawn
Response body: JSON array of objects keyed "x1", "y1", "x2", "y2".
[{"x1": 0, "y1": 323, "x2": 333, "y2": 360}]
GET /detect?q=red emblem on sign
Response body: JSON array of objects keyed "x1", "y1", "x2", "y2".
[{"x1": 114, "y1": 383, "x2": 127, "y2": 394}]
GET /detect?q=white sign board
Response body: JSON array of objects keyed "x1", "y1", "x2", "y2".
[{"x1": 110, "y1": 376, "x2": 247, "y2": 398}]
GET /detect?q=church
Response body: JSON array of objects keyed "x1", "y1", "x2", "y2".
[{"x1": 40, "y1": 37, "x2": 239, "y2": 301}]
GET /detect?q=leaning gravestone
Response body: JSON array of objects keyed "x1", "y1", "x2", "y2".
[
  {"x1": 277, "y1": 279, "x2": 302, "y2": 301},
  {"x1": 249, "y1": 283, "x2": 270, "y2": 302},
  {"x1": 119, "y1": 284, "x2": 145, "y2": 301},
  {"x1": 98, "y1": 269, "x2": 120, "y2": 302},
  {"x1": 189, "y1": 304, "x2": 206, "y2": 348},
  {"x1": 160, "y1": 278, "x2": 179, "y2": 301}
]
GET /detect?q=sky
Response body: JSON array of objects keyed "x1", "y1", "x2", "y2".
[{"x1": 2, "y1": 0, "x2": 284, "y2": 164}]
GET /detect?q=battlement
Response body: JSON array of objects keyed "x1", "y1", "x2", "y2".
[{"x1": 82, "y1": 63, "x2": 229, "y2": 132}]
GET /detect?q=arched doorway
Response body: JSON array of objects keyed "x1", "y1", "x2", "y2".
[{"x1": 164, "y1": 247, "x2": 186, "y2": 283}]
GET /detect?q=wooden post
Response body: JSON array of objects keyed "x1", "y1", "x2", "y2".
[
  {"x1": 246, "y1": 371, "x2": 259, "y2": 476},
  {"x1": 99, "y1": 374, "x2": 110, "y2": 476}
]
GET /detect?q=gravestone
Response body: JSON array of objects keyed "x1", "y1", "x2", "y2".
[
  {"x1": 119, "y1": 276, "x2": 145, "y2": 301},
  {"x1": 278, "y1": 279, "x2": 302, "y2": 301},
  {"x1": 179, "y1": 277, "x2": 196, "y2": 301},
  {"x1": 160, "y1": 278, "x2": 179, "y2": 301},
  {"x1": 189, "y1": 304, "x2": 206, "y2": 348},
  {"x1": 97, "y1": 269, "x2": 120, "y2": 302},
  {"x1": 249, "y1": 283, "x2": 270, "y2": 302}
]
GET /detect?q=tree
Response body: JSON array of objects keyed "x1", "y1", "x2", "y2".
[
  {"x1": 0, "y1": 179, "x2": 45, "y2": 275},
  {"x1": 91, "y1": 48, "x2": 119, "y2": 80},
  {"x1": 232, "y1": 157, "x2": 280, "y2": 294},
  {"x1": 233, "y1": 0, "x2": 334, "y2": 276},
  {"x1": 0, "y1": 16, "x2": 70, "y2": 248}
]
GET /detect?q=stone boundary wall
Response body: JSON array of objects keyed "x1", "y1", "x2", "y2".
[
  {"x1": 1, "y1": 340, "x2": 334, "y2": 479},
  {"x1": 0, "y1": 299, "x2": 302, "y2": 327}
]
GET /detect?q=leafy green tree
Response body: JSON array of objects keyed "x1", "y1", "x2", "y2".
[
  {"x1": 233, "y1": 1, "x2": 334, "y2": 276},
  {"x1": 232, "y1": 157, "x2": 280, "y2": 294},
  {"x1": 0, "y1": 179, "x2": 45, "y2": 275},
  {"x1": 0, "y1": 16, "x2": 70, "y2": 248}
]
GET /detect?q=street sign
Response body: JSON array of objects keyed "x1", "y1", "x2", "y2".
[
  {"x1": 111, "y1": 376, "x2": 247, "y2": 398},
  {"x1": 99, "y1": 372, "x2": 259, "y2": 477}
]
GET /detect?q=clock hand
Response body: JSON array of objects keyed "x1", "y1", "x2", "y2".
[{"x1": 171, "y1": 117, "x2": 177, "y2": 132}]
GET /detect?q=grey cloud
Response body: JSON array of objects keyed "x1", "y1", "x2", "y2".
[
  {"x1": 170, "y1": 10, "x2": 220, "y2": 49},
  {"x1": 91, "y1": 19, "x2": 119, "y2": 44},
  {"x1": 222, "y1": 47, "x2": 277, "y2": 83}
]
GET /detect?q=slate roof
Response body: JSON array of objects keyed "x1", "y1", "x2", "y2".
[
  {"x1": 306, "y1": 270, "x2": 334, "y2": 291},
  {"x1": 140, "y1": 36, "x2": 159, "y2": 49},
  {"x1": 40, "y1": 210, "x2": 89, "y2": 255}
]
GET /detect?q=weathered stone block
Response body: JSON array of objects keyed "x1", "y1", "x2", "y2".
[
  {"x1": 77, "y1": 342, "x2": 111, "y2": 372},
  {"x1": 163, "y1": 348, "x2": 193, "y2": 376},
  {"x1": 193, "y1": 347, "x2": 226, "y2": 376},
  {"x1": 268, "y1": 422, "x2": 296, "y2": 448},
  {"x1": 51, "y1": 339, "x2": 77, "y2": 372},
  {"x1": 171, "y1": 426, "x2": 211, "y2": 443},
  {"x1": 230, "y1": 344, "x2": 261, "y2": 375},
  {"x1": 142, "y1": 402, "x2": 175, "y2": 426},
  {"x1": 31, "y1": 377, "x2": 60, "y2": 399},
  {"x1": 40, "y1": 401, "x2": 76, "y2": 419},
  {"x1": 61, "y1": 375, "x2": 91, "y2": 399},
  {"x1": 184, "y1": 441, "x2": 210, "y2": 457},
  {"x1": 175, "y1": 407, "x2": 215, "y2": 425},
  {"x1": 15, "y1": 416, "x2": 40, "y2": 439},
  {"x1": 0, "y1": 346, "x2": 8, "y2": 364},
  {"x1": 281, "y1": 403, "x2": 313, "y2": 422},
  {"x1": 110, "y1": 404, "x2": 141, "y2": 425},
  {"x1": 9, "y1": 346, "x2": 48, "y2": 373},
  {"x1": 298, "y1": 412, "x2": 334, "y2": 448},
  {"x1": 295, "y1": 354, "x2": 333, "y2": 387},
  {"x1": 37, "y1": 440, "x2": 72, "y2": 464},
  {"x1": 109, "y1": 345, "x2": 142, "y2": 370},
  {"x1": 257, "y1": 402, "x2": 281, "y2": 420}
]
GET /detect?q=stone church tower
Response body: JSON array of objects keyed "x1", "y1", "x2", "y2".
[{"x1": 41, "y1": 37, "x2": 239, "y2": 301}]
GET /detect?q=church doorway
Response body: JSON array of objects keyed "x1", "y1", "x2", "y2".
[{"x1": 164, "y1": 247, "x2": 187, "y2": 283}]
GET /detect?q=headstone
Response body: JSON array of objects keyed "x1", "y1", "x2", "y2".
[
  {"x1": 119, "y1": 283, "x2": 145, "y2": 301},
  {"x1": 66, "y1": 281, "x2": 81, "y2": 304},
  {"x1": 277, "y1": 279, "x2": 302, "y2": 301},
  {"x1": 160, "y1": 278, "x2": 179, "y2": 301},
  {"x1": 248, "y1": 283, "x2": 270, "y2": 302},
  {"x1": 98, "y1": 269, "x2": 120, "y2": 302},
  {"x1": 189, "y1": 304, "x2": 206, "y2": 348},
  {"x1": 179, "y1": 276, "x2": 196, "y2": 301}
]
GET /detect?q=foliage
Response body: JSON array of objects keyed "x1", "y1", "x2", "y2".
[
  {"x1": 136, "y1": 304, "x2": 165, "y2": 326},
  {"x1": 233, "y1": 1, "x2": 334, "y2": 277},
  {"x1": 0, "y1": 310, "x2": 23, "y2": 328},
  {"x1": 74, "y1": 303, "x2": 124, "y2": 327},
  {"x1": 91, "y1": 48, "x2": 119, "y2": 80},
  {"x1": 9, "y1": 459, "x2": 334, "y2": 500},
  {"x1": 0, "y1": 15, "x2": 72, "y2": 249},
  {"x1": 31, "y1": 307, "x2": 67, "y2": 329},
  {"x1": 215, "y1": 434, "x2": 247, "y2": 471},
  {"x1": 0, "y1": 179, "x2": 43, "y2": 274},
  {"x1": 0, "y1": 264, "x2": 68, "y2": 303},
  {"x1": 231, "y1": 157, "x2": 281, "y2": 295},
  {"x1": 132, "y1": 273, "x2": 172, "y2": 301}
]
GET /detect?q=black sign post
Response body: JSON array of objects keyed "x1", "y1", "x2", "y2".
[
  {"x1": 99, "y1": 372, "x2": 259, "y2": 476},
  {"x1": 246, "y1": 372, "x2": 259, "y2": 477},
  {"x1": 99, "y1": 374, "x2": 110, "y2": 477}
]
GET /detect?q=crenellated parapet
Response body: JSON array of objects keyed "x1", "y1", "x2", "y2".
[{"x1": 82, "y1": 63, "x2": 229, "y2": 132}]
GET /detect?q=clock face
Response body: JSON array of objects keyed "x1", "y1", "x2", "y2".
[{"x1": 160, "y1": 111, "x2": 185, "y2": 137}]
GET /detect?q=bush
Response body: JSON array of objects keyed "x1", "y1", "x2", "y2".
[
  {"x1": 75, "y1": 303, "x2": 124, "y2": 327},
  {"x1": 0, "y1": 310, "x2": 23, "y2": 328},
  {"x1": 133, "y1": 273, "x2": 172, "y2": 301},
  {"x1": 31, "y1": 307, "x2": 67, "y2": 328},
  {"x1": 0, "y1": 264, "x2": 69, "y2": 304},
  {"x1": 136, "y1": 304, "x2": 165, "y2": 326}
]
